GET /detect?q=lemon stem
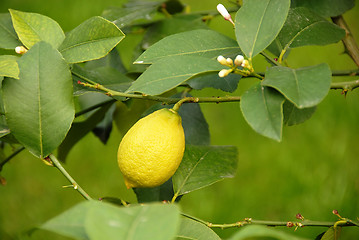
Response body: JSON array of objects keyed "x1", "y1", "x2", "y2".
[{"x1": 172, "y1": 97, "x2": 199, "y2": 112}]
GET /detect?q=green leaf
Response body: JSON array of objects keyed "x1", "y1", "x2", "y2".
[
  {"x1": 84, "y1": 48, "x2": 127, "y2": 74},
  {"x1": 0, "y1": 115, "x2": 10, "y2": 138},
  {"x1": 277, "y1": 7, "x2": 345, "y2": 51},
  {"x1": 71, "y1": 64, "x2": 132, "y2": 99},
  {"x1": 9, "y1": 9, "x2": 65, "y2": 49},
  {"x1": 235, "y1": 0, "x2": 290, "y2": 59},
  {"x1": 135, "y1": 29, "x2": 240, "y2": 64},
  {"x1": 42, "y1": 201, "x2": 180, "y2": 240},
  {"x1": 176, "y1": 217, "x2": 221, "y2": 240},
  {"x1": 240, "y1": 83, "x2": 285, "y2": 141},
  {"x1": 133, "y1": 179, "x2": 175, "y2": 203},
  {"x1": 320, "y1": 226, "x2": 341, "y2": 240},
  {"x1": 0, "y1": 13, "x2": 22, "y2": 49},
  {"x1": 2, "y1": 41, "x2": 74, "y2": 158},
  {"x1": 283, "y1": 100, "x2": 316, "y2": 126},
  {"x1": 0, "y1": 55, "x2": 19, "y2": 79},
  {"x1": 229, "y1": 225, "x2": 310, "y2": 240},
  {"x1": 57, "y1": 100, "x2": 114, "y2": 162},
  {"x1": 127, "y1": 56, "x2": 223, "y2": 95},
  {"x1": 173, "y1": 145, "x2": 238, "y2": 196},
  {"x1": 262, "y1": 64, "x2": 331, "y2": 108},
  {"x1": 291, "y1": 0, "x2": 355, "y2": 17},
  {"x1": 59, "y1": 16, "x2": 125, "y2": 64},
  {"x1": 186, "y1": 72, "x2": 241, "y2": 93}
]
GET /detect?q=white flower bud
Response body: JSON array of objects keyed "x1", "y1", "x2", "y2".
[
  {"x1": 226, "y1": 58, "x2": 233, "y2": 66},
  {"x1": 217, "y1": 55, "x2": 227, "y2": 65},
  {"x1": 218, "y1": 69, "x2": 232, "y2": 78},
  {"x1": 241, "y1": 59, "x2": 250, "y2": 68},
  {"x1": 234, "y1": 55, "x2": 244, "y2": 66},
  {"x1": 15, "y1": 46, "x2": 28, "y2": 54},
  {"x1": 217, "y1": 4, "x2": 235, "y2": 26}
]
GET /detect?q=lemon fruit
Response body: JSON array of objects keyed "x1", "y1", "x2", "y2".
[{"x1": 117, "y1": 108, "x2": 185, "y2": 189}]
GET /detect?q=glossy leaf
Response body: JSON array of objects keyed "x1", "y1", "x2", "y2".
[
  {"x1": 42, "y1": 201, "x2": 180, "y2": 240},
  {"x1": 235, "y1": 0, "x2": 290, "y2": 59},
  {"x1": 229, "y1": 225, "x2": 309, "y2": 240},
  {"x1": 59, "y1": 16, "x2": 125, "y2": 64},
  {"x1": 127, "y1": 56, "x2": 223, "y2": 95},
  {"x1": 0, "y1": 13, "x2": 22, "y2": 49},
  {"x1": 186, "y1": 72, "x2": 241, "y2": 93},
  {"x1": 9, "y1": 9, "x2": 65, "y2": 49},
  {"x1": 176, "y1": 217, "x2": 221, "y2": 240},
  {"x1": 173, "y1": 145, "x2": 238, "y2": 196},
  {"x1": 283, "y1": 100, "x2": 316, "y2": 126},
  {"x1": 262, "y1": 64, "x2": 331, "y2": 108},
  {"x1": 277, "y1": 7, "x2": 345, "y2": 51},
  {"x1": 135, "y1": 29, "x2": 240, "y2": 64},
  {"x1": 291, "y1": 0, "x2": 355, "y2": 17},
  {"x1": 57, "y1": 100, "x2": 114, "y2": 162},
  {"x1": 2, "y1": 41, "x2": 74, "y2": 158},
  {"x1": 240, "y1": 83, "x2": 285, "y2": 141},
  {"x1": 0, "y1": 55, "x2": 19, "y2": 79}
]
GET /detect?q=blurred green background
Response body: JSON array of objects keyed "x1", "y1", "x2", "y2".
[{"x1": 0, "y1": 0, "x2": 359, "y2": 239}]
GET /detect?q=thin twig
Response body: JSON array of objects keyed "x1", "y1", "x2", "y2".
[
  {"x1": 330, "y1": 79, "x2": 359, "y2": 91},
  {"x1": 48, "y1": 154, "x2": 92, "y2": 200},
  {"x1": 0, "y1": 146, "x2": 25, "y2": 172}
]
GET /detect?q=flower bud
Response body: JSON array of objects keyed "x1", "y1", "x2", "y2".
[
  {"x1": 15, "y1": 46, "x2": 28, "y2": 54},
  {"x1": 241, "y1": 59, "x2": 250, "y2": 68},
  {"x1": 217, "y1": 55, "x2": 227, "y2": 65},
  {"x1": 234, "y1": 55, "x2": 244, "y2": 66},
  {"x1": 218, "y1": 69, "x2": 232, "y2": 78},
  {"x1": 226, "y1": 58, "x2": 233, "y2": 66},
  {"x1": 217, "y1": 4, "x2": 234, "y2": 26}
]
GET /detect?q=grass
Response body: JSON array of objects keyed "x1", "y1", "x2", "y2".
[{"x1": 0, "y1": 0, "x2": 359, "y2": 239}]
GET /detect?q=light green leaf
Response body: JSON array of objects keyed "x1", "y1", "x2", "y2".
[
  {"x1": 240, "y1": 83, "x2": 285, "y2": 141},
  {"x1": 229, "y1": 225, "x2": 310, "y2": 240},
  {"x1": 235, "y1": 0, "x2": 290, "y2": 59},
  {"x1": 59, "y1": 16, "x2": 125, "y2": 64},
  {"x1": 173, "y1": 145, "x2": 238, "y2": 196},
  {"x1": 2, "y1": 41, "x2": 74, "y2": 158},
  {"x1": 320, "y1": 226, "x2": 341, "y2": 240},
  {"x1": 278, "y1": 7, "x2": 345, "y2": 51},
  {"x1": 262, "y1": 64, "x2": 331, "y2": 108},
  {"x1": 0, "y1": 55, "x2": 19, "y2": 79},
  {"x1": 0, "y1": 13, "x2": 22, "y2": 49},
  {"x1": 135, "y1": 29, "x2": 240, "y2": 64},
  {"x1": 127, "y1": 56, "x2": 223, "y2": 95},
  {"x1": 176, "y1": 217, "x2": 221, "y2": 240},
  {"x1": 9, "y1": 9, "x2": 65, "y2": 49},
  {"x1": 86, "y1": 202, "x2": 180, "y2": 240}
]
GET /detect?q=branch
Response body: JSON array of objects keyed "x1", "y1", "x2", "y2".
[
  {"x1": 330, "y1": 79, "x2": 359, "y2": 91},
  {"x1": 0, "y1": 146, "x2": 25, "y2": 172},
  {"x1": 47, "y1": 154, "x2": 92, "y2": 200},
  {"x1": 332, "y1": 15, "x2": 359, "y2": 67}
]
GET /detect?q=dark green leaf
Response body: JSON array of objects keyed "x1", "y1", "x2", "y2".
[
  {"x1": 0, "y1": 13, "x2": 22, "y2": 49},
  {"x1": 176, "y1": 217, "x2": 221, "y2": 240},
  {"x1": 9, "y1": 9, "x2": 65, "y2": 49},
  {"x1": 291, "y1": 0, "x2": 355, "y2": 17},
  {"x1": 240, "y1": 83, "x2": 285, "y2": 141},
  {"x1": 59, "y1": 16, "x2": 125, "y2": 64},
  {"x1": 173, "y1": 145, "x2": 238, "y2": 196},
  {"x1": 133, "y1": 179, "x2": 175, "y2": 203},
  {"x1": 320, "y1": 226, "x2": 341, "y2": 240},
  {"x1": 229, "y1": 225, "x2": 310, "y2": 240},
  {"x1": 71, "y1": 64, "x2": 132, "y2": 99},
  {"x1": 235, "y1": 0, "x2": 290, "y2": 59},
  {"x1": 2, "y1": 41, "x2": 74, "y2": 158},
  {"x1": 262, "y1": 64, "x2": 331, "y2": 108},
  {"x1": 84, "y1": 48, "x2": 127, "y2": 74},
  {"x1": 58, "y1": 99, "x2": 114, "y2": 162},
  {"x1": 127, "y1": 56, "x2": 223, "y2": 95},
  {"x1": 283, "y1": 100, "x2": 316, "y2": 126},
  {"x1": 135, "y1": 29, "x2": 240, "y2": 64},
  {"x1": 186, "y1": 72, "x2": 241, "y2": 93},
  {"x1": 277, "y1": 7, "x2": 345, "y2": 51},
  {"x1": 0, "y1": 55, "x2": 19, "y2": 79}
]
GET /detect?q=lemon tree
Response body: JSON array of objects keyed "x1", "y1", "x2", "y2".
[{"x1": 1, "y1": 0, "x2": 359, "y2": 239}]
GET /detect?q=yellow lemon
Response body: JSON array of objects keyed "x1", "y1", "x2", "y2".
[{"x1": 117, "y1": 108, "x2": 185, "y2": 189}]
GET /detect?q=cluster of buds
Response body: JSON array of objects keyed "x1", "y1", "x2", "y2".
[{"x1": 217, "y1": 54, "x2": 253, "y2": 78}]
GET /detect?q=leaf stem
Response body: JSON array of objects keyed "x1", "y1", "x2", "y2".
[{"x1": 48, "y1": 154, "x2": 92, "y2": 200}]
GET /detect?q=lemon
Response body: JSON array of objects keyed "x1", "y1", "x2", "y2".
[{"x1": 117, "y1": 108, "x2": 185, "y2": 189}]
